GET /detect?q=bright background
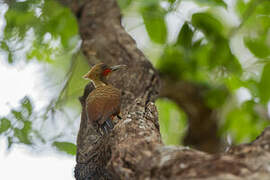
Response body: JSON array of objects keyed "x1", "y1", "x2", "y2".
[
  {"x1": 0, "y1": 61, "x2": 75, "y2": 180},
  {"x1": 0, "y1": 0, "x2": 270, "y2": 179}
]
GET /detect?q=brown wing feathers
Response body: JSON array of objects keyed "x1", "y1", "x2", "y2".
[{"x1": 86, "y1": 85, "x2": 121, "y2": 127}]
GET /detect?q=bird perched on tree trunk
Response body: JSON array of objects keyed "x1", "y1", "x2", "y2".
[{"x1": 83, "y1": 63, "x2": 126, "y2": 135}]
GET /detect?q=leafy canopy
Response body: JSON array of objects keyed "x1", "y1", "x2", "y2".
[{"x1": 0, "y1": 0, "x2": 269, "y2": 154}]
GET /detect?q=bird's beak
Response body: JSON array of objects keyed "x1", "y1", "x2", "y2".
[
  {"x1": 83, "y1": 71, "x2": 91, "y2": 79},
  {"x1": 110, "y1": 64, "x2": 127, "y2": 71}
]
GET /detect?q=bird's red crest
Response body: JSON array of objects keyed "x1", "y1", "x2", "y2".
[{"x1": 103, "y1": 68, "x2": 112, "y2": 76}]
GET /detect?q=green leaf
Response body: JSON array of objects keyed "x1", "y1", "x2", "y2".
[
  {"x1": 0, "y1": 41, "x2": 13, "y2": 63},
  {"x1": 192, "y1": 12, "x2": 225, "y2": 39},
  {"x1": 194, "y1": 0, "x2": 227, "y2": 8},
  {"x1": 241, "y1": 1, "x2": 270, "y2": 58},
  {"x1": 4, "y1": 0, "x2": 79, "y2": 63},
  {"x1": 204, "y1": 87, "x2": 228, "y2": 108},
  {"x1": 176, "y1": 22, "x2": 194, "y2": 49},
  {"x1": 157, "y1": 46, "x2": 185, "y2": 79},
  {"x1": 225, "y1": 76, "x2": 259, "y2": 98},
  {"x1": 14, "y1": 121, "x2": 32, "y2": 144},
  {"x1": 53, "y1": 141, "x2": 76, "y2": 155},
  {"x1": 7, "y1": 136, "x2": 13, "y2": 149},
  {"x1": 26, "y1": 40, "x2": 55, "y2": 62},
  {"x1": 11, "y1": 110, "x2": 24, "y2": 121},
  {"x1": 0, "y1": 118, "x2": 11, "y2": 134},
  {"x1": 21, "y1": 96, "x2": 33, "y2": 116},
  {"x1": 8, "y1": 1, "x2": 33, "y2": 12},
  {"x1": 1, "y1": 41, "x2": 9, "y2": 51},
  {"x1": 244, "y1": 36, "x2": 270, "y2": 58},
  {"x1": 243, "y1": 79, "x2": 259, "y2": 97},
  {"x1": 168, "y1": 0, "x2": 176, "y2": 3},
  {"x1": 141, "y1": 4, "x2": 167, "y2": 44},
  {"x1": 4, "y1": 7, "x2": 38, "y2": 39},
  {"x1": 259, "y1": 63, "x2": 270, "y2": 104},
  {"x1": 156, "y1": 99, "x2": 187, "y2": 145},
  {"x1": 221, "y1": 101, "x2": 270, "y2": 143},
  {"x1": 209, "y1": 38, "x2": 242, "y2": 74},
  {"x1": 235, "y1": 0, "x2": 247, "y2": 18},
  {"x1": 41, "y1": 0, "x2": 78, "y2": 49},
  {"x1": 225, "y1": 75, "x2": 243, "y2": 91},
  {"x1": 236, "y1": 0, "x2": 270, "y2": 19}
]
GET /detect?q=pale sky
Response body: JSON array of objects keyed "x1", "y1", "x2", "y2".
[
  {"x1": 0, "y1": 139, "x2": 75, "y2": 180},
  {"x1": 0, "y1": 2, "x2": 242, "y2": 180},
  {"x1": 0, "y1": 60, "x2": 75, "y2": 180},
  {"x1": 0, "y1": 1, "x2": 269, "y2": 180},
  {"x1": 0, "y1": 2, "x2": 74, "y2": 179}
]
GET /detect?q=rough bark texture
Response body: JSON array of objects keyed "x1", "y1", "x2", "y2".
[{"x1": 59, "y1": 0, "x2": 270, "y2": 179}]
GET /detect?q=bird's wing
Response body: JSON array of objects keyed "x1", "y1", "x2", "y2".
[{"x1": 86, "y1": 86, "x2": 121, "y2": 125}]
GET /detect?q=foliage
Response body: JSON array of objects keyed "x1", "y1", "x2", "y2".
[
  {"x1": 0, "y1": 53, "x2": 88, "y2": 153},
  {"x1": 0, "y1": 0, "x2": 82, "y2": 154},
  {"x1": 140, "y1": 0, "x2": 167, "y2": 44},
  {"x1": 156, "y1": 99, "x2": 187, "y2": 145},
  {"x1": 259, "y1": 63, "x2": 270, "y2": 104},
  {"x1": 119, "y1": 0, "x2": 270, "y2": 145},
  {"x1": 220, "y1": 100, "x2": 269, "y2": 143},
  {"x1": 0, "y1": 0, "x2": 269, "y2": 155},
  {"x1": 2, "y1": 0, "x2": 78, "y2": 63},
  {"x1": 53, "y1": 141, "x2": 76, "y2": 155},
  {"x1": 0, "y1": 96, "x2": 34, "y2": 147}
]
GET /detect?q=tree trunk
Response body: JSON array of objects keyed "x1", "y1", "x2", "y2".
[{"x1": 59, "y1": 0, "x2": 270, "y2": 179}]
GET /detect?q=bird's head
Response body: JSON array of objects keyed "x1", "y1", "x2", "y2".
[{"x1": 83, "y1": 63, "x2": 127, "y2": 83}]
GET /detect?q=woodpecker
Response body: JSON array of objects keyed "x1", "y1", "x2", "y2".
[{"x1": 83, "y1": 63, "x2": 126, "y2": 135}]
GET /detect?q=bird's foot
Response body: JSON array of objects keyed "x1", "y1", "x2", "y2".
[{"x1": 100, "y1": 119, "x2": 114, "y2": 135}]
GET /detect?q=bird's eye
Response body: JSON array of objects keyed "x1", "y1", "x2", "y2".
[{"x1": 103, "y1": 68, "x2": 112, "y2": 76}]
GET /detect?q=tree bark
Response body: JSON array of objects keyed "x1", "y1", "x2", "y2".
[{"x1": 59, "y1": 0, "x2": 270, "y2": 179}]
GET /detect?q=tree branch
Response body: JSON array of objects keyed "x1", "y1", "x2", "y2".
[
  {"x1": 58, "y1": 0, "x2": 270, "y2": 179},
  {"x1": 159, "y1": 76, "x2": 222, "y2": 153}
]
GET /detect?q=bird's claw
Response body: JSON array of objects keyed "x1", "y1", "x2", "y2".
[
  {"x1": 99, "y1": 119, "x2": 114, "y2": 136},
  {"x1": 105, "y1": 119, "x2": 114, "y2": 129}
]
